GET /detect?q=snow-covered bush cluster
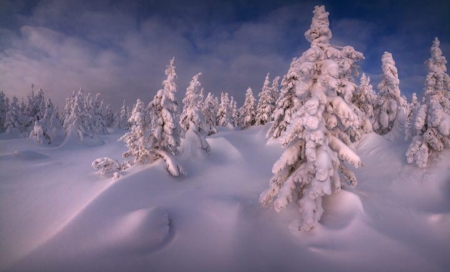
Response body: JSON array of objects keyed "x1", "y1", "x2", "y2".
[{"x1": 1, "y1": 4, "x2": 449, "y2": 231}]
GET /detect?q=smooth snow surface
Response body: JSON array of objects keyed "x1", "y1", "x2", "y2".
[{"x1": 1, "y1": 125, "x2": 449, "y2": 272}]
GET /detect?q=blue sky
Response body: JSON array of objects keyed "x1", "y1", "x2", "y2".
[{"x1": 0, "y1": 0, "x2": 449, "y2": 109}]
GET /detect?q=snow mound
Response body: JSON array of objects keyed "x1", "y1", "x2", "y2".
[
  {"x1": 14, "y1": 150, "x2": 49, "y2": 160},
  {"x1": 207, "y1": 136, "x2": 244, "y2": 161},
  {"x1": 107, "y1": 207, "x2": 172, "y2": 253},
  {"x1": 320, "y1": 190, "x2": 365, "y2": 230}
]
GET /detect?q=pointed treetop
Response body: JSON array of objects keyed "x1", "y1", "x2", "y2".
[{"x1": 304, "y1": 5, "x2": 332, "y2": 46}]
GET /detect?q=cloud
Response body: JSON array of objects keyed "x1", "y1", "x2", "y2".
[{"x1": 0, "y1": 0, "x2": 448, "y2": 109}]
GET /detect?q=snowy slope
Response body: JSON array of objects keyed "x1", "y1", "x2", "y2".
[{"x1": 0, "y1": 125, "x2": 449, "y2": 272}]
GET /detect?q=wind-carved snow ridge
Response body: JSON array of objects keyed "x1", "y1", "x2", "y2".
[{"x1": 260, "y1": 5, "x2": 364, "y2": 232}]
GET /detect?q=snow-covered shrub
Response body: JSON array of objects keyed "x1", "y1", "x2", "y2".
[
  {"x1": 92, "y1": 157, "x2": 122, "y2": 178},
  {"x1": 239, "y1": 87, "x2": 257, "y2": 129},
  {"x1": 260, "y1": 5, "x2": 363, "y2": 231},
  {"x1": 406, "y1": 38, "x2": 450, "y2": 168}
]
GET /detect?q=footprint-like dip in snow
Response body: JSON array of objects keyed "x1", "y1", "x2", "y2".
[
  {"x1": 320, "y1": 190, "x2": 365, "y2": 230},
  {"x1": 108, "y1": 207, "x2": 172, "y2": 254}
]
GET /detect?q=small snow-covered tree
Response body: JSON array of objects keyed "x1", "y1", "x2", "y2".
[
  {"x1": 260, "y1": 5, "x2": 363, "y2": 231},
  {"x1": 120, "y1": 99, "x2": 152, "y2": 165},
  {"x1": 4, "y1": 96, "x2": 25, "y2": 134},
  {"x1": 63, "y1": 89, "x2": 94, "y2": 141},
  {"x1": 179, "y1": 73, "x2": 210, "y2": 154},
  {"x1": 92, "y1": 93, "x2": 108, "y2": 135},
  {"x1": 118, "y1": 100, "x2": 130, "y2": 130},
  {"x1": 29, "y1": 119, "x2": 51, "y2": 144},
  {"x1": 373, "y1": 52, "x2": 407, "y2": 139},
  {"x1": 240, "y1": 87, "x2": 257, "y2": 128},
  {"x1": 256, "y1": 75, "x2": 280, "y2": 126},
  {"x1": 347, "y1": 74, "x2": 375, "y2": 142},
  {"x1": 406, "y1": 38, "x2": 450, "y2": 168},
  {"x1": 30, "y1": 98, "x2": 60, "y2": 144},
  {"x1": 0, "y1": 91, "x2": 9, "y2": 133},
  {"x1": 266, "y1": 61, "x2": 301, "y2": 139},
  {"x1": 217, "y1": 92, "x2": 232, "y2": 127},
  {"x1": 180, "y1": 73, "x2": 204, "y2": 132},
  {"x1": 256, "y1": 74, "x2": 274, "y2": 126},
  {"x1": 121, "y1": 58, "x2": 184, "y2": 176},
  {"x1": 23, "y1": 87, "x2": 46, "y2": 132},
  {"x1": 229, "y1": 96, "x2": 239, "y2": 128},
  {"x1": 405, "y1": 93, "x2": 420, "y2": 140},
  {"x1": 202, "y1": 92, "x2": 218, "y2": 135},
  {"x1": 353, "y1": 73, "x2": 376, "y2": 121}
]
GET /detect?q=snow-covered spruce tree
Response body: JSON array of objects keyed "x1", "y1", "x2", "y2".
[
  {"x1": 4, "y1": 96, "x2": 26, "y2": 134},
  {"x1": 179, "y1": 73, "x2": 210, "y2": 153},
  {"x1": 30, "y1": 98, "x2": 60, "y2": 144},
  {"x1": 260, "y1": 5, "x2": 363, "y2": 231},
  {"x1": 119, "y1": 99, "x2": 152, "y2": 165},
  {"x1": 217, "y1": 92, "x2": 232, "y2": 127},
  {"x1": 23, "y1": 87, "x2": 46, "y2": 132},
  {"x1": 240, "y1": 87, "x2": 257, "y2": 128},
  {"x1": 230, "y1": 95, "x2": 239, "y2": 128},
  {"x1": 405, "y1": 92, "x2": 420, "y2": 140},
  {"x1": 255, "y1": 74, "x2": 274, "y2": 126},
  {"x1": 121, "y1": 58, "x2": 184, "y2": 176},
  {"x1": 406, "y1": 38, "x2": 450, "y2": 168},
  {"x1": 372, "y1": 52, "x2": 407, "y2": 139},
  {"x1": 92, "y1": 93, "x2": 108, "y2": 135},
  {"x1": 271, "y1": 76, "x2": 280, "y2": 104},
  {"x1": 63, "y1": 89, "x2": 94, "y2": 141},
  {"x1": 353, "y1": 73, "x2": 376, "y2": 123},
  {"x1": 118, "y1": 100, "x2": 130, "y2": 130},
  {"x1": 201, "y1": 92, "x2": 218, "y2": 135},
  {"x1": 256, "y1": 75, "x2": 280, "y2": 126},
  {"x1": 266, "y1": 60, "x2": 302, "y2": 139},
  {"x1": 348, "y1": 73, "x2": 376, "y2": 141},
  {"x1": 0, "y1": 91, "x2": 9, "y2": 133}
]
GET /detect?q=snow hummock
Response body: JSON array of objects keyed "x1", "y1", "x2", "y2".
[{"x1": 1, "y1": 124, "x2": 450, "y2": 271}]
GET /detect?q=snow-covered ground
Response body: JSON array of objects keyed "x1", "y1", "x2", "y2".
[{"x1": 1, "y1": 124, "x2": 449, "y2": 272}]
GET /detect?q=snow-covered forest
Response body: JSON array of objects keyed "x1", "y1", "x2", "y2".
[{"x1": 1, "y1": 4, "x2": 449, "y2": 272}]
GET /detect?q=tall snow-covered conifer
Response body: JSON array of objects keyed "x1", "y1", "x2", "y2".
[
  {"x1": 260, "y1": 5, "x2": 363, "y2": 231},
  {"x1": 406, "y1": 38, "x2": 450, "y2": 168}
]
